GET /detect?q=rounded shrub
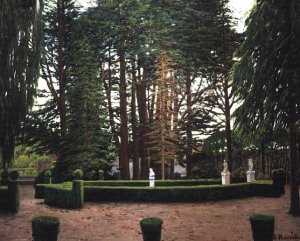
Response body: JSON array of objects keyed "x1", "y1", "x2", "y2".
[
  {"x1": 45, "y1": 170, "x2": 52, "y2": 177},
  {"x1": 9, "y1": 170, "x2": 19, "y2": 181},
  {"x1": 1, "y1": 170, "x2": 10, "y2": 185},
  {"x1": 1, "y1": 170, "x2": 10, "y2": 179},
  {"x1": 140, "y1": 217, "x2": 163, "y2": 241},
  {"x1": 73, "y1": 169, "x2": 83, "y2": 180},
  {"x1": 250, "y1": 214, "x2": 274, "y2": 241},
  {"x1": 32, "y1": 216, "x2": 60, "y2": 241}
]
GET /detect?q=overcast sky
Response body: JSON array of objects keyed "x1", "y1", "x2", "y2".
[{"x1": 78, "y1": 0, "x2": 255, "y2": 31}]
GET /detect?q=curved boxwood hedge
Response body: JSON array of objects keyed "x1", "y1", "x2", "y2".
[
  {"x1": 84, "y1": 181, "x2": 278, "y2": 202},
  {"x1": 44, "y1": 181, "x2": 83, "y2": 209},
  {"x1": 83, "y1": 179, "x2": 221, "y2": 187},
  {"x1": 38, "y1": 180, "x2": 279, "y2": 208}
]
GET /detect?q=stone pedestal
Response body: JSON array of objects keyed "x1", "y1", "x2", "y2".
[
  {"x1": 149, "y1": 178, "x2": 155, "y2": 187},
  {"x1": 247, "y1": 171, "x2": 255, "y2": 182},
  {"x1": 221, "y1": 171, "x2": 230, "y2": 185}
]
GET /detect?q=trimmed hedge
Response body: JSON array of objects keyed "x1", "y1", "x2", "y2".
[
  {"x1": 250, "y1": 214, "x2": 274, "y2": 241},
  {"x1": 32, "y1": 216, "x2": 60, "y2": 241},
  {"x1": 37, "y1": 180, "x2": 279, "y2": 208},
  {"x1": 0, "y1": 180, "x2": 20, "y2": 213},
  {"x1": 140, "y1": 217, "x2": 163, "y2": 241},
  {"x1": 83, "y1": 179, "x2": 221, "y2": 187},
  {"x1": 44, "y1": 181, "x2": 83, "y2": 209},
  {"x1": 84, "y1": 181, "x2": 279, "y2": 203}
]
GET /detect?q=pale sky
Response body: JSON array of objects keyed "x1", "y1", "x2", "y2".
[{"x1": 78, "y1": 0, "x2": 255, "y2": 31}]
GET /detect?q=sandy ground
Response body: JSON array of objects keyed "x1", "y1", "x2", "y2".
[{"x1": 0, "y1": 185, "x2": 300, "y2": 241}]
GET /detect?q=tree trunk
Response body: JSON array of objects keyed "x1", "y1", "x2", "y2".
[
  {"x1": 137, "y1": 64, "x2": 149, "y2": 179},
  {"x1": 57, "y1": 0, "x2": 67, "y2": 137},
  {"x1": 288, "y1": 90, "x2": 300, "y2": 215},
  {"x1": 185, "y1": 70, "x2": 193, "y2": 178},
  {"x1": 131, "y1": 60, "x2": 140, "y2": 179},
  {"x1": 224, "y1": 79, "x2": 232, "y2": 172},
  {"x1": 118, "y1": 50, "x2": 130, "y2": 179}
]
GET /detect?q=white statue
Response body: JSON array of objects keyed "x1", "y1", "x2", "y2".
[
  {"x1": 223, "y1": 160, "x2": 228, "y2": 173},
  {"x1": 149, "y1": 168, "x2": 155, "y2": 187},
  {"x1": 248, "y1": 159, "x2": 254, "y2": 171}
]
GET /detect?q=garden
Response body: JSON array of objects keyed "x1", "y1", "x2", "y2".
[{"x1": 1, "y1": 0, "x2": 300, "y2": 240}]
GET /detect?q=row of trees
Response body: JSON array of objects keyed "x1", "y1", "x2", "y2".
[
  {"x1": 22, "y1": 0, "x2": 239, "y2": 181},
  {"x1": 0, "y1": 0, "x2": 299, "y2": 215}
]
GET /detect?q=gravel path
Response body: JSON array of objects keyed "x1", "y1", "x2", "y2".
[{"x1": 0, "y1": 185, "x2": 300, "y2": 241}]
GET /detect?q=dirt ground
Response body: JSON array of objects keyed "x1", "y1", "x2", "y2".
[{"x1": 0, "y1": 185, "x2": 300, "y2": 241}]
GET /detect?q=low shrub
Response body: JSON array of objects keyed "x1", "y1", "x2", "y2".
[
  {"x1": 32, "y1": 216, "x2": 60, "y2": 241},
  {"x1": 73, "y1": 169, "x2": 83, "y2": 180},
  {"x1": 84, "y1": 181, "x2": 278, "y2": 202},
  {"x1": 44, "y1": 181, "x2": 83, "y2": 209},
  {"x1": 0, "y1": 180, "x2": 20, "y2": 213},
  {"x1": 12, "y1": 168, "x2": 38, "y2": 178},
  {"x1": 83, "y1": 179, "x2": 221, "y2": 187},
  {"x1": 140, "y1": 217, "x2": 163, "y2": 241},
  {"x1": 10, "y1": 170, "x2": 19, "y2": 181},
  {"x1": 250, "y1": 214, "x2": 274, "y2": 241}
]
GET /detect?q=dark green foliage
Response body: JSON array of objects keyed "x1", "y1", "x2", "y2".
[
  {"x1": 1, "y1": 170, "x2": 10, "y2": 185},
  {"x1": 98, "y1": 170, "x2": 104, "y2": 180},
  {"x1": 250, "y1": 214, "x2": 274, "y2": 241},
  {"x1": 9, "y1": 170, "x2": 19, "y2": 181},
  {"x1": 44, "y1": 170, "x2": 52, "y2": 184},
  {"x1": 35, "y1": 184, "x2": 45, "y2": 199},
  {"x1": 0, "y1": 180, "x2": 20, "y2": 213},
  {"x1": 272, "y1": 168, "x2": 286, "y2": 195},
  {"x1": 84, "y1": 182, "x2": 279, "y2": 203},
  {"x1": 44, "y1": 181, "x2": 84, "y2": 209},
  {"x1": 0, "y1": 0, "x2": 43, "y2": 169},
  {"x1": 32, "y1": 216, "x2": 60, "y2": 241},
  {"x1": 34, "y1": 170, "x2": 47, "y2": 186},
  {"x1": 73, "y1": 169, "x2": 83, "y2": 180},
  {"x1": 231, "y1": 167, "x2": 247, "y2": 183},
  {"x1": 140, "y1": 217, "x2": 163, "y2": 241}
]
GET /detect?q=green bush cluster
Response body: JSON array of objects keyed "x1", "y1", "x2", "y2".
[
  {"x1": 12, "y1": 168, "x2": 38, "y2": 178},
  {"x1": 84, "y1": 181, "x2": 278, "y2": 202},
  {"x1": 32, "y1": 216, "x2": 60, "y2": 241},
  {"x1": 272, "y1": 168, "x2": 286, "y2": 195},
  {"x1": 0, "y1": 180, "x2": 20, "y2": 213},
  {"x1": 44, "y1": 181, "x2": 83, "y2": 209}
]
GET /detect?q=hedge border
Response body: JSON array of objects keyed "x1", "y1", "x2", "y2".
[{"x1": 0, "y1": 180, "x2": 20, "y2": 213}]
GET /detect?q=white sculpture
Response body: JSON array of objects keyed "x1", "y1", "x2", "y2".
[
  {"x1": 248, "y1": 159, "x2": 254, "y2": 171},
  {"x1": 247, "y1": 159, "x2": 255, "y2": 182},
  {"x1": 221, "y1": 160, "x2": 230, "y2": 185},
  {"x1": 149, "y1": 168, "x2": 155, "y2": 187},
  {"x1": 223, "y1": 160, "x2": 229, "y2": 173}
]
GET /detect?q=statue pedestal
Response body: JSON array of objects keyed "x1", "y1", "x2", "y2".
[
  {"x1": 149, "y1": 178, "x2": 155, "y2": 187},
  {"x1": 246, "y1": 171, "x2": 255, "y2": 182},
  {"x1": 221, "y1": 171, "x2": 230, "y2": 185}
]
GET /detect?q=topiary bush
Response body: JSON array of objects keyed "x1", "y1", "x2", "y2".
[
  {"x1": 73, "y1": 169, "x2": 83, "y2": 180},
  {"x1": 1, "y1": 170, "x2": 10, "y2": 185},
  {"x1": 44, "y1": 170, "x2": 52, "y2": 184},
  {"x1": 32, "y1": 216, "x2": 60, "y2": 241},
  {"x1": 44, "y1": 181, "x2": 84, "y2": 209},
  {"x1": 250, "y1": 214, "x2": 274, "y2": 241},
  {"x1": 0, "y1": 180, "x2": 20, "y2": 213},
  {"x1": 272, "y1": 168, "x2": 286, "y2": 195},
  {"x1": 140, "y1": 217, "x2": 163, "y2": 241},
  {"x1": 9, "y1": 170, "x2": 19, "y2": 181}
]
